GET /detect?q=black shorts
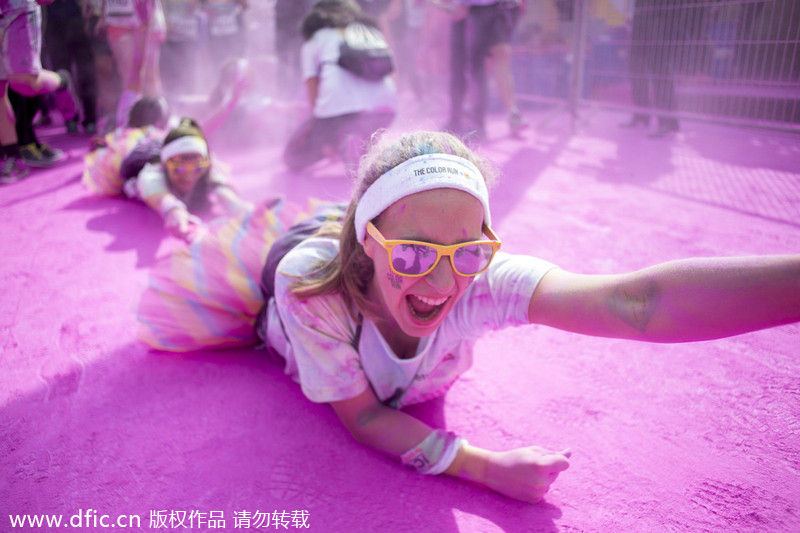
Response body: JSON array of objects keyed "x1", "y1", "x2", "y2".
[{"x1": 467, "y1": 2, "x2": 520, "y2": 56}]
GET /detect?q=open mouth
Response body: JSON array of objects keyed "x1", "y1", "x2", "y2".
[{"x1": 406, "y1": 294, "x2": 449, "y2": 322}]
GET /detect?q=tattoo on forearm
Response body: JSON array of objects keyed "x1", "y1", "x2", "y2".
[
  {"x1": 356, "y1": 407, "x2": 380, "y2": 427},
  {"x1": 609, "y1": 279, "x2": 659, "y2": 333}
]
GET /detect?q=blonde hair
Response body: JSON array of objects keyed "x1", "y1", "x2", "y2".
[{"x1": 290, "y1": 130, "x2": 498, "y2": 321}]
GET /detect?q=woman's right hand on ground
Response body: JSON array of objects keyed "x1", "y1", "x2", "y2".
[
  {"x1": 482, "y1": 446, "x2": 572, "y2": 503},
  {"x1": 164, "y1": 208, "x2": 204, "y2": 242}
]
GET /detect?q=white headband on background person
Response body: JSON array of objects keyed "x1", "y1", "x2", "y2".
[
  {"x1": 160, "y1": 136, "x2": 209, "y2": 163},
  {"x1": 354, "y1": 153, "x2": 492, "y2": 243}
]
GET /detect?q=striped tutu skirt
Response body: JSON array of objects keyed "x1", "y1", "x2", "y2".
[
  {"x1": 137, "y1": 198, "x2": 317, "y2": 351},
  {"x1": 82, "y1": 126, "x2": 164, "y2": 196}
]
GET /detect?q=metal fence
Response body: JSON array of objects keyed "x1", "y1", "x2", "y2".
[{"x1": 513, "y1": 0, "x2": 800, "y2": 131}]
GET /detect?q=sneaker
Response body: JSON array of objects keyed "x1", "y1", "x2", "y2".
[
  {"x1": 66, "y1": 119, "x2": 79, "y2": 134},
  {"x1": 19, "y1": 143, "x2": 63, "y2": 168},
  {"x1": 38, "y1": 143, "x2": 65, "y2": 162},
  {"x1": 53, "y1": 69, "x2": 82, "y2": 125},
  {"x1": 509, "y1": 111, "x2": 529, "y2": 135},
  {"x1": 0, "y1": 156, "x2": 30, "y2": 184},
  {"x1": 83, "y1": 122, "x2": 98, "y2": 135}
]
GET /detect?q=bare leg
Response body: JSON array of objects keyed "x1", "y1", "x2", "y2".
[
  {"x1": 489, "y1": 42, "x2": 517, "y2": 115},
  {"x1": 0, "y1": 82, "x2": 17, "y2": 145},
  {"x1": 7, "y1": 71, "x2": 62, "y2": 97},
  {"x1": 1, "y1": 70, "x2": 65, "y2": 145},
  {"x1": 488, "y1": 42, "x2": 527, "y2": 134}
]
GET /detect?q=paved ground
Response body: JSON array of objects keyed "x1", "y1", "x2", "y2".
[{"x1": 2, "y1": 105, "x2": 799, "y2": 533}]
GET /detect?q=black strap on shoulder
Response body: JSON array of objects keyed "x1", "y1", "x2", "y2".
[{"x1": 254, "y1": 203, "x2": 347, "y2": 342}]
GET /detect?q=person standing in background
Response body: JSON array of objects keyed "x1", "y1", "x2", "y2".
[
  {"x1": 84, "y1": 0, "x2": 122, "y2": 132},
  {"x1": 44, "y1": 0, "x2": 100, "y2": 134},
  {"x1": 160, "y1": 0, "x2": 200, "y2": 97},
  {"x1": 98, "y1": 0, "x2": 166, "y2": 128},
  {"x1": 438, "y1": 0, "x2": 528, "y2": 141},
  {"x1": 8, "y1": 87, "x2": 64, "y2": 167},
  {"x1": 202, "y1": 0, "x2": 247, "y2": 83},
  {"x1": 282, "y1": 0, "x2": 396, "y2": 173},
  {"x1": 0, "y1": 0, "x2": 80, "y2": 183},
  {"x1": 619, "y1": 0, "x2": 680, "y2": 138}
]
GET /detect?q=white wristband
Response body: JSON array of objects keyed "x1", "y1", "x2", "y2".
[
  {"x1": 400, "y1": 430, "x2": 467, "y2": 475},
  {"x1": 160, "y1": 196, "x2": 187, "y2": 219}
]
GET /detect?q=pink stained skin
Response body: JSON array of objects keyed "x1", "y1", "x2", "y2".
[
  {"x1": 362, "y1": 188, "x2": 485, "y2": 356},
  {"x1": 165, "y1": 154, "x2": 209, "y2": 196}
]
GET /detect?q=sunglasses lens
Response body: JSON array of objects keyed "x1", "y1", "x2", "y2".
[
  {"x1": 391, "y1": 243, "x2": 438, "y2": 275},
  {"x1": 453, "y1": 243, "x2": 495, "y2": 275},
  {"x1": 168, "y1": 160, "x2": 208, "y2": 174}
]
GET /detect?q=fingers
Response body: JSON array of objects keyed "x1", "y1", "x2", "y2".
[
  {"x1": 530, "y1": 449, "x2": 572, "y2": 502},
  {"x1": 548, "y1": 454, "x2": 571, "y2": 473},
  {"x1": 528, "y1": 446, "x2": 572, "y2": 471},
  {"x1": 185, "y1": 214, "x2": 204, "y2": 227}
]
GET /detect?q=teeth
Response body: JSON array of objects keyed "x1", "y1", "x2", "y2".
[{"x1": 414, "y1": 295, "x2": 448, "y2": 306}]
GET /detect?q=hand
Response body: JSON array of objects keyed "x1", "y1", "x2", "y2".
[
  {"x1": 483, "y1": 446, "x2": 571, "y2": 503},
  {"x1": 164, "y1": 208, "x2": 204, "y2": 242}
]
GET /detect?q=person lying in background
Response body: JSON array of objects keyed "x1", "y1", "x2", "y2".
[{"x1": 120, "y1": 117, "x2": 251, "y2": 241}]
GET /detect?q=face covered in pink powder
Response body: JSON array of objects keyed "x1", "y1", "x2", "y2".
[
  {"x1": 165, "y1": 152, "x2": 209, "y2": 195},
  {"x1": 363, "y1": 188, "x2": 486, "y2": 342}
]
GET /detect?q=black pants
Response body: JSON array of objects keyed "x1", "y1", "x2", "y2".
[
  {"x1": 44, "y1": 16, "x2": 98, "y2": 125},
  {"x1": 628, "y1": 3, "x2": 679, "y2": 129},
  {"x1": 448, "y1": 3, "x2": 520, "y2": 131},
  {"x1": 283, "y1": 111, "x2": 395, "y2": 173},
  {"x1": 8, "y1": 90, "x2": 40, "y2": 146}
]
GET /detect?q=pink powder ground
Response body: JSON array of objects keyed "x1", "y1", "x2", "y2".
[{"x1": 1, "y1": 107, "x2": 798, "y2": 532}]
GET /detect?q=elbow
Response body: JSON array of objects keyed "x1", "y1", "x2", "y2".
[
  {"x1": 607, "y1": 276, "x2": 661, "y2": 339},
  {"x1": 350, "y1": 405, "x2": 382, "y2": 444},
  {"x1": 339, "y1": 403, "x2": 386, "y2": 447}
]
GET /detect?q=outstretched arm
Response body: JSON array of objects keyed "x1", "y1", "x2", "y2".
[
  {"x1": 529, "y1": 255, "x2": 800, "y2": 342},
  {"x1": 330, "y1": 387, "x2": 570, "y2": 503}
]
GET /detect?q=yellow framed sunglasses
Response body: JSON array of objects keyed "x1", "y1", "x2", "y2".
[
  {"x1": 164, "y1": 157, "x2": 210, "y2": 175},
  {"x1": 366, "y1": 221, "x2": 502, "y2": 277}
]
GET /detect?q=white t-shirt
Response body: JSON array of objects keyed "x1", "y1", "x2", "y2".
[
  {"x1": 300, "y1": 27, "x2": 397, "y2": 119},
  {"x1": 163, "y1": 0, "x2": 199, "y2": 42},
  {"x1": 264, "y1": 237, "x2": 556, "y2": 408},
  {"x1": 135, "y1": 161, "x2": 229, "y2": 211},
  {"x1": 105, "y1": 0, "x2": 166, "y2": 31}
]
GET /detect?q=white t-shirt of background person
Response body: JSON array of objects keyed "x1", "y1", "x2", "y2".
[
  {"x1": 0, "y1": 0, "x2": 37, "y2": 17},
  {"x1": 300, "y1": 27, "x2": 397, "y2": 119},
  {"x1": 163, "y1": 0, "x2": 200, "y2": 42},
  {"x1": 264, "y1": 237, "x2": 556, "y2": 408},
  {"x1": 105, "y1": 0, "x2": 166, "y2": 31}
]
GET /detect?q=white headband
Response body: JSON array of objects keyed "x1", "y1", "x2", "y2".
[
  {"x1": 160, "y1": 136, "x2": 208, "y2": 163},
  {"x1": 354, "y1": 154, "x2": 491, "y2": 243}
]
